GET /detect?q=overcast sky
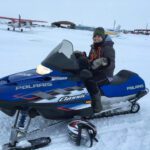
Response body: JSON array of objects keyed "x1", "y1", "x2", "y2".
[{"x1": 0, "y1": 0, "x2": 149, "y2": 30}]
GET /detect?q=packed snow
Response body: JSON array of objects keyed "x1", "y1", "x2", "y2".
[{"x1": 0, "y1": 24, "x2": 150, "y2": 150}]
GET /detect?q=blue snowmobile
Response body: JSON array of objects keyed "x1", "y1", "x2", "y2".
[{"x1": 0, "y1": 40, "x2": 148, "y2": 149}]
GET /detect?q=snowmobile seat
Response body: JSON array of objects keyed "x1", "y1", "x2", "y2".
[
  {"x1": 69, "y1": 69, "x2": 109, "y2": 86},
  {"x1": 96, "y1": 78, "x2": 109, "y2": 86},
  {"x1": 110, "y1": 70, "x2": 137, "y2": 85}
]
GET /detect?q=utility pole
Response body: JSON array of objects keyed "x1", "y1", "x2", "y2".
[
  {"x1": 113, "y1": 20, "x2": 116, "y2": 30},
  {"x1": 145, "y1": 23, "x2": 149, "y2": 35},
  {"x1": 146, "y1": 23, "x2": 148, "y2": 30}
]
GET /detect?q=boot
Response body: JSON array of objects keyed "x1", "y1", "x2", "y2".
[{"x1": 92, "y1": 91, "x2": 103, "y2": 113}]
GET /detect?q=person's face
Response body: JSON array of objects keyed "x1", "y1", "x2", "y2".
[{"x1": 93, "y1": 35, "x2": 103, "y2": 43}]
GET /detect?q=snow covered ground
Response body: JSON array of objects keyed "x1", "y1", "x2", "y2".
[{"x1": 0, "y1": 26, "x2": 150, "y2": 150}]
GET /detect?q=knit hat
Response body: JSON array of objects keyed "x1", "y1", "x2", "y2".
[{"x1": 93, "y1": 27, "x2": 105, "y2": 38}]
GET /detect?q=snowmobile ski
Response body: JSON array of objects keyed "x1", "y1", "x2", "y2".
[{"x1": 3, "y1": 137, "x2": 51, "y2": 150}]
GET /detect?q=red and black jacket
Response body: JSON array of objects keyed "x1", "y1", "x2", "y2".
[{"x1": 89, "y1": 35, "x2": 115, "y2": 77}]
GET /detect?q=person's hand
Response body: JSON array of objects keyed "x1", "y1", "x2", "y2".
[
  {"x1": 82, "y1": 51, "x2": 87, "y2": 57},
  {"x1": 73, "y1": 51, "x2": 83, "y2": 59},
  {"x1": 73, "y1": 51, "x2": 87, "y2": 59},
  {"x1": 92, "y1": 57, "x2": 108, "y2": 69}
]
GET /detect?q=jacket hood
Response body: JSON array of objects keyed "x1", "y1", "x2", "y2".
[{"x1": 103, "y1": 35, "x2": 114, "y2": 47}]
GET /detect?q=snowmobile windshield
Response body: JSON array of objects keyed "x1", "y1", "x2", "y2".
[{"x1": 41, "y1": 40, "x2": 79, "y2": 72}]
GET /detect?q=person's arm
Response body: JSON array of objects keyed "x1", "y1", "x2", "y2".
[
  {"x1": 103, "y1": 46, "x2": 115, "y2": 70},
  {"x1": 91, "y1": 46, "x2": 115, "y2": 70}
]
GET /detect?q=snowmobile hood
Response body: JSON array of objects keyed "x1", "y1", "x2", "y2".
[
  {"x1": 1, "y1": 69, "x2": 44, "y2": 84},
  {"x1": 0, "y1": 69, "x2": 72, "y2": 85}
]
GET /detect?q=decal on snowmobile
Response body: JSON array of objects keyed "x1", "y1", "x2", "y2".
[
  {"x1": 16, "y1": 73, "x2": 33, "y2": 76},
  {"x1": 59, "y1": 94, "x2": 86, "y2": 102},
  {"x1": 16, "y1": 82, "x2": 52, "y2": 90},
  {"x1": 52, "y1": 77, "x2": 68, "y2": 81},
  {"x1": 127, "y1": 84, "x2": 144, "y2": 90}
]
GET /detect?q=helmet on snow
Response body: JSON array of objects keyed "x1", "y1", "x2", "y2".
[{"x1": 67, "y1": 120, "x2": 98, "y2": 147}]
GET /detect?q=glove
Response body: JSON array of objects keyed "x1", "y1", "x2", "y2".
[
  {"x1": 73, "y1": 51, "x2": 83, "y2": 59},
  {"x1": 73, "y1": 51, "x2": 87, "y2": 59},
  {"x1": 92, "y1": 57, "x2": 108, "y2": 70},
  {"x1": 73, "y1": 51, "x2": 90, "y2": 70}
]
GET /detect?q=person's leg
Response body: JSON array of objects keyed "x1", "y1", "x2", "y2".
[
  {"x1": 84, "y1": 79, "x2": 103, "y2": 113},
  {"x1": 79, "y1": 69, "x2": 104, "y2": 113}
]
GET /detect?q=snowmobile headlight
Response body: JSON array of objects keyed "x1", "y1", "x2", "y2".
[{"x1": 36, "y1": 64, "x2": 52, "y2": 75}]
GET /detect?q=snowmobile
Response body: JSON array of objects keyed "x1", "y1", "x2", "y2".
[{"x1": 0, "y1": 40, "x2": 148, "y2": 149}]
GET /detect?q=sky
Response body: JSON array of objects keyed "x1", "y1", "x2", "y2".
[{"x1": 0, "y1": 0, "x2": 149, "y2": 30}]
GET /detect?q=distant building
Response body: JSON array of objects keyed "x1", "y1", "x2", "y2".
[
  {"x1": 51, "y1": 21, "x2": 76, "y2": 29},
  {"x1": 123, "y1": 29, "x2": 150, "y2": 35},
  {"x1": 133, "y1": 29, "x2": 150, "y2": 35}
]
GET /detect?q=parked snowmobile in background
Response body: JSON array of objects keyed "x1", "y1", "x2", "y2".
[{"x1": 0, "y1": 40, "x2": 148, "y2": 149}]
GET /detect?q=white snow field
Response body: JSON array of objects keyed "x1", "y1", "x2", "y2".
[{"x1": 0, "y1": 25, "x2": 150, "y2": 150}]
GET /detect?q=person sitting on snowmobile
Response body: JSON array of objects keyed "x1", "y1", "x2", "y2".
[
  {"x1": 89, "y1": 27, "x2": 115, "y2": 78},
  {"x1": 75, "y1": 27, "x2": 115, "y2": 113}
]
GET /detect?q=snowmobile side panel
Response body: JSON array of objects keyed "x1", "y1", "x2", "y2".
[{"x1": 101, "y1": 75, "x2": 145, "y2": 97}]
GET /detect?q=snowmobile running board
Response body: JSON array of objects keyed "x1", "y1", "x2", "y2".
[
  {"x1": 89, "y1": 105, "x2": 139, "y2": 119},
  {"x1": 88, "y1": 89, "x2": 149, "y2": 120}
]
